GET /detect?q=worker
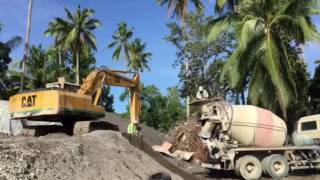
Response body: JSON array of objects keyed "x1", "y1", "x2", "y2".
[
  {"x1": 196, "y1": 86, "x2": 209, "y2": 100},
  {"x1": 127, "y1": 123, "x2": 139, "y2": 134}
]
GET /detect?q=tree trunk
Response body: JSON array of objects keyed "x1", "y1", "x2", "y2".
[
  {"x1": 181, "y1": 19, "x2": 191, "y2": 117},
  {"x1": 235, "y1": 92, "x2": 240, "y2": 105},
  {"x1": 58, "y1": 46, "x2": 62, "y2": 76},
  {"x1": 186, "y1": 61, "x2": 190, "y2": 117},
  {"x1": 20, "y1": 0, "x2": 33, "y2": 91},
  {"x1": 76, "y1": 50, "x2": 80, "y2": 84},
  {"x1": 241, "y1": 91, "x2": 245, "y2": 105}
]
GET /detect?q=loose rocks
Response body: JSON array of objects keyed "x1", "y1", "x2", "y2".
[{"x1": 0, "y1": 130, "x2": 182, "y2": 180}]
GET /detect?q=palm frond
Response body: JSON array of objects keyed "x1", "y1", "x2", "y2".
[
  {"x1": 248, "y1": 62, "x2": 267, "y2": 105},
  {"x1": 258, "y1": 76, "x2": 278, "y2": 111},
  {"x1": 208, "y1": 16, "x2": 235, "y2": 42},
  {"x1": 85, "y1": 19, "x2": 101, "y2": 30},
  {"x1": 108, "y1": 41, "x2": 118, "y2": 48},
  {"x1": 64, "y1": 28, "x2": 79, "y2": 49},
  {"x1": 263, "y1": 35, "x2": 291, "y2": 110},
  {"x1": 112, "y1": 46, "x2": 121, "y2": 60},
  {"x1": 298, "y1": 17, "x2": 320, "y2": 43},
  {"x1": 214, "y1": 0, "x2": 235, "y2": 13},
  {"x1": 309, "y1": 8, "x2": 320, "y2": 15},
  {"x1": 270, "y1": 15, "x2": 305, "y2": 43},
  {"x1": 239, "y1": 18, "x2": 262, "y2": 47},
  {"x1": 5, "y1": 36, "x2": 22, "y2": 50},
  {"x1": 191, "y1": 0, "x2": 204, "y2": 12},
  {"x1": 83, "y1": 31, "x2": 97, "y2": 50},
  {"x1": 280, "y1": 41, "x2": 297, "y2": 98},
  {"x1": 64, "y1": 7, "x2": 75, "y2": 23},
  {"x1": 220, "y1": 48, "x2": 241, "y2": 87}
]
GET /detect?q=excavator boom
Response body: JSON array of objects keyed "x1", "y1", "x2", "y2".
[{"x1": 78, "y1": 69, "x2": 141, "y2": 125}]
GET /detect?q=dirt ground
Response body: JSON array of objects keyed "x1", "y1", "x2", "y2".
[
  {"x1": 0, "y1": 112, "x2": 318, "y2": 180},
  {"x1": 0, "y1": 130, "x2": 182, "y2": 180},
  {"x1": 101, "y1": 112, "x2": 320, "y2": 180}
]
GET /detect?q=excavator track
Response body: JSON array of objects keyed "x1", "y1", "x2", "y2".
[{"x1": 73, "y1": 121, "x2": 92, "y2": 135}]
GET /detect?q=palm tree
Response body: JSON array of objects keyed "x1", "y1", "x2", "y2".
[
  {"x1": 128, "y1": 38, "x2": 152, "y2": 73},
  {"x1": 214, "y1": 0, "x2": 239, "y2": 13},
  {"x1": 46, "y1": 46, "x2": 65, "y2": 80},
  {"x1": 45, "y1": 18, "x2": 70, "y2": 76},
  {"x1": 156, "y1": 0, "x2": 204, "y2": 22},
  {"x1": 26, "y1": 45, "x2": 48, "y2": 88},
  {"x1": 46, "y1": 6, "x2": 100, "y2": 84},
  {"x1": 209, "y1": 0, "x2": 320, "y2": 119},
  {"x1": 108, "y1": 22, "x2": 133, "y2": 61}
]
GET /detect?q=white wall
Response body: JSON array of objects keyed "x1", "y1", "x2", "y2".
[{"x1": 0, "y1": 101, "x2": 22, "y2": 135}]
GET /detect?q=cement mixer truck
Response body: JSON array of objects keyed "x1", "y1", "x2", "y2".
[{"x1": 192, "y1": 99, "x2": 320, "y2": 180}]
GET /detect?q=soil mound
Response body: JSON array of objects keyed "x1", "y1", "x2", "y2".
[{"x1": 0, "y1": 130, "x2": 182, "y2": 180}]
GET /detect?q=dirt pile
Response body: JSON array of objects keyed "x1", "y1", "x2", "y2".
[
  {"x1": 0, "y1": 131, "x2": 182, "y2": 180},
  {"x1": 102, "y1": 112, "x2": 165, "y2": 145}
]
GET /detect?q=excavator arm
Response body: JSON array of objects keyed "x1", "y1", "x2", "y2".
[{"x1": 78, "y1": 68, "x2": 141, "y2": 134}]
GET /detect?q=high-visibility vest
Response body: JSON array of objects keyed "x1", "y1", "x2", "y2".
[{"x1": 127, "y1": 123, "x2": 138, "y2": 134}]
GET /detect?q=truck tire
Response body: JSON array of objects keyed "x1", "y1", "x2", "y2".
[
  {"x1": 261, "y1": 155, "x2": 271, "y2": 175},
  {"x1": 262, "y1": 154, "x2": 289, "y2": 179},
  {"x1": 235, "y1": 155, "x2": 262, "y2": 180}
]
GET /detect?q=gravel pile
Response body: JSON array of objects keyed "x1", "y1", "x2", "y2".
[{"x1": 0, "y1": 130, "x2": 182, "y2": 180}]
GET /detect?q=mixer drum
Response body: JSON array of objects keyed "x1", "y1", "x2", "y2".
[{"x1": 229, "y1": 105, "x2": 287, "y2": 148}]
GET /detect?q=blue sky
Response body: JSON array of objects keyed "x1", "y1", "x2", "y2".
[{"x1": 0, "y1": 0, "x2": 319, "y2": 113}]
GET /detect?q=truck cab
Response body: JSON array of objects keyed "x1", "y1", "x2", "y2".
[{"x1": 293, "y1": 114, "x2": 320, "y2": 146}]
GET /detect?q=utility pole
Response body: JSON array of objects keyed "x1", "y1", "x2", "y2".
[{"x1": 20, "y1": 0, "x2": 33, "y2": 91}]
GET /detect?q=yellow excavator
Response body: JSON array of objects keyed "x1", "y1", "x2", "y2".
[{"x1": 8, "y1": 68, "x2": 141, "y2": 135}]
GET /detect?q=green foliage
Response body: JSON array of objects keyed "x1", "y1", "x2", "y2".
[
  {"x1": 283, "y1": 44, "x2": 310, "y2": 132},
  {"x1": 206, "y1": 59, "x2": 233, "y2": 98},
  {"x1": 209, "y1": 0, "x2": 320, "y2": 119},
  {"x1": 109, "y1": 22, "x2": 152, "y2": 73},
  {"x1": 166, "y1": 12, "x2": 236, "y2": 99},
  {"x1": 10, "y1": 44, "x2": 96, "y2": 90},
  {"x1": 101, "y1": 86, "x2": 114, "y2": 112},
  {"x1": 309, "y1": 60, "x2": 320, "y2": 114},
  {"x1": 0, "y1": 31, "x2": 22, "y2": 79},
  {"x1": 0, "y1": 69, "x2": 21, "y2": 100},
  {"x1": 0, "y1": 42, "x2": 12, "y2": 78},
  {"x1": 46, "y1": 46, "x2": 68, "y2": 78},
  {"x1": 214, "y1": 0, "x2": 238, "y2": 13},
  {"x1": 128, "y1": 38, "x2": 152, "y2": 73},
  {"x1": 120, "y1": 85, "x2": 185, "y2": 132},
  {"x1": 156, "y1": 0, "x2": 204, "y2": 22},
  {"x1": 45, "y1": 6, "x2": 101, "y2": 84},
  {"x1": 160, "y1": 87, "x2": 186, "y2": 131},
  {"x1": 108, "y1": 22, "x2": 133, "y2": 61},
  {"x1": 26, "y1": 45, "x2": 51, "y2": 88},
  {"x1": 0, "y1": 26, "x2": 22, "y2": 100}
]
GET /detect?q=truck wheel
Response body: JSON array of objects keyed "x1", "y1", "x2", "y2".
[
  {"x1": 261, "y1": 155, "x2": 271, "y2": 175},
  {"x1": 263, "y1": 154, "x2": 289, "y2": 179},
  {"x1": 235, "y1": 155, "x2": 262, "y2": 180}
]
